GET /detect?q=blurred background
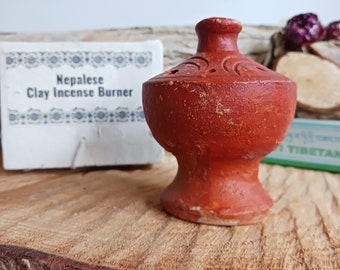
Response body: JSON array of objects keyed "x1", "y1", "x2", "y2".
[{"x1": 0, "y1": 0, "x2": 337, "y2": 33}]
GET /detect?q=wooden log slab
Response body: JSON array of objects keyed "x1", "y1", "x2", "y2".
[
  {"x1": 0, "y1": 153, "x2": 339, "y2": 269},
  {"x1": 0, "y1": 24, "x2": 279, "y2": 68},
  {"x1": 0, "y1": 25, "x2": 340, "y2": 269}
]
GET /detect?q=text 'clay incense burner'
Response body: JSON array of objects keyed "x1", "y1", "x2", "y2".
[{"x1": 143, "y1": 18, "x2": 297, "y2": 225}]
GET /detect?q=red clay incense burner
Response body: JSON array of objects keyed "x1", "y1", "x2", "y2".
[{"x1": 142, "y1": 18, "x2": 296, "y2": 225}]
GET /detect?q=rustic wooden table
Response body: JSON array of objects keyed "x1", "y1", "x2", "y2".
[{"x1": 0, "y1": 25, "x2": 339, "y2": 270}]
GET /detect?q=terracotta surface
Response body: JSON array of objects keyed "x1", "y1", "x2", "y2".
[{"x1": 143, "y1": 18, "x2": 297, "y2": 225}]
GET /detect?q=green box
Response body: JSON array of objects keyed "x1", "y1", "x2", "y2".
[{"x1": 262, "y1": 119, "x2": 340, "y2": 173}]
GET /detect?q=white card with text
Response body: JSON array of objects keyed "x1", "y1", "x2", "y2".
[{"x1": 0, "y1": 41, "x2": 164, "y2": 169}]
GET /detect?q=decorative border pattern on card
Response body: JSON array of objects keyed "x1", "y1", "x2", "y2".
[
  {"x1": 8, "y1": 106, "x2": 145, "y2": 125},
  {"x1": 5, "y1": 51, "x2": 152, "y2": 69}
]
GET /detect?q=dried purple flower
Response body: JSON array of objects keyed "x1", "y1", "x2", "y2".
[
  {"x1": 284, "y1": 13, "x2": 324, "y2": 50},
  {"x1": 326, "y1": 21, "x2": 340, "y2": 40}
]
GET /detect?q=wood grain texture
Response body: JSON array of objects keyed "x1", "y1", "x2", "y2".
[
  {"x1": 0, "y1": 24, "x2": 279, "y2": 69},
  {"x1": 0, "y1": 244, "x2": 111, "y2": 270},
  {"x1": 0, "y1": 25, "x2": 339, "y2": 269},
  {"x1": 0, "y1": 153, "x2": 339, "y2": 269}
]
